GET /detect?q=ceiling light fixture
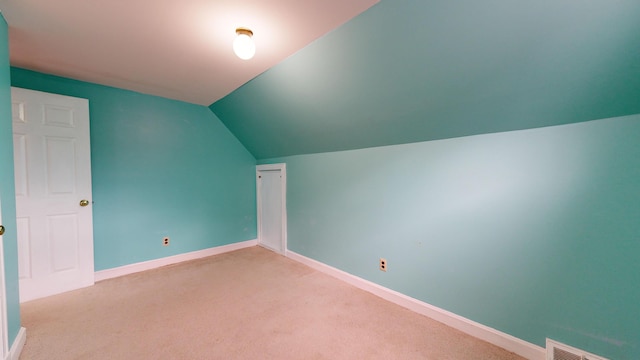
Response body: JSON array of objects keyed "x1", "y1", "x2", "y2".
[{"x1": 233, "y1": 28, "x2": 255, "y2": 60}]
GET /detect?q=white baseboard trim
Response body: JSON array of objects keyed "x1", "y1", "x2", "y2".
[
  {"x1": 286, "y1": 250, "x2": 545, "y2": 360},
  {"x1": 95, "y1": 239, "x2": 258, "y2": 282},
  {"x1": 7, "y1": 327, "x2": 26, "y2": 360}
]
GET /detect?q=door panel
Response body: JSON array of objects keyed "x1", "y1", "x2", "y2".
[
  {"x1": 48, "y1": 214, "x2": 79, "y2": 271},
  {"x1": 259, "y1": 170, "x2": 283, "y2": 252},
  {"x1": 45, "y1": 137, "x2": 77, "y2": 194},
  {"x1": 12, "y1": 134, "x2": 28, "y2": 197},
  {"x1": 16, "y1": 217, "x2": 31, "y2": 279},
  {"x1": 257, "y1": 164, "x2": 287, "y2": 254},
  {"x1": 43, "y1": 104, "x2": 75, "y2": 127},
  {"x1": 12, "y1": 87, "x2": 94, "y2": 302}
]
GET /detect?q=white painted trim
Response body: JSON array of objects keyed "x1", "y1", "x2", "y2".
[
  {"x1": 0, "y1": 198, "x2": 9, "y2": 358},
  {"x1": 286, "y1": 250, "x2": 545, "y2": 360},
  {"x1": 7, "y1": 327, "x2": 26, "y2": 360},
  {"x1": 256, "y1": 164, "x2": 287, "y2": 254},
  {"x1": 256, "y1": 163, "x2": 285, "y2": 171},
  {"x1": 94, "y1": 240, "x2": 257, "y2": 282}
]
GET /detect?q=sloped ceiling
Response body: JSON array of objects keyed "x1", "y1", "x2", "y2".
[
  {"x1": 1, "y1": 0, "x2": 379, "y2": 105},
  {"x1": 210, "y1": 0, "x2": 640, "y2": 159}
]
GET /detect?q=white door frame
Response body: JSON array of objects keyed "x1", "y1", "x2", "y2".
[
  {"x1": 0, "y1": 196, "x2": 9, "y2": 358},
  {"x1": 256, "y1": 163, "x2": 287, "y2": 254}
]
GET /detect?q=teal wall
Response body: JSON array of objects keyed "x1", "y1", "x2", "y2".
[
  {"x1": 0, "y1": 14, "x2": 22, "y2": 348},
  {"x1": 260, "y1": 115, "x2": 640, "y2": 360},
  {"x1": 212, "y1": 0, "x2": 640, "y2": 159},
  {"x1": 11, "y1": 68, "x2": 257, "y2": 271}
]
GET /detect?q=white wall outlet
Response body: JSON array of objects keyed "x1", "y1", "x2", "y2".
[
  {"x1": 162, "y1": 237, "x2": 170, "y2": 246},
  {"x1": 379, "y1": 258, "x2": 387, "y2": 272}
]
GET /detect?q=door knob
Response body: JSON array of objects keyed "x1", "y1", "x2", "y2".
[
  {"x1": 0, "y1": 225, "x2": 5, "y2": 236},
  {"x1": 79, "y1": 199, "x2": 90, "y2": 207}
]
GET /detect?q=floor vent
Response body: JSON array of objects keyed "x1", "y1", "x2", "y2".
[{"x1": 546, "y1": 339, "x2": 608, "y2": 360}]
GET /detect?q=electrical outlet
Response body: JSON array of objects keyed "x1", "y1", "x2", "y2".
[
  {"x1": 163, "y1": 237, "x2": 170, "y2": 246},
  {"x1": 379, "y1": 258, "x2": 387, "y2": 272}
]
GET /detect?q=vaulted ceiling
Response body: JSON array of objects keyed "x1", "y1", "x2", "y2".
[{"x1": 211, "y1": 0, "x2": 640, "y2": 159}]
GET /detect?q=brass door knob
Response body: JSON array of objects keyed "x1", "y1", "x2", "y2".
[
  {"x1": 79, "y1": 199, "x2": 90, "y2": 207},
  {"x1": 0, "y1": 225, "x2": 5, "y2": 236}
]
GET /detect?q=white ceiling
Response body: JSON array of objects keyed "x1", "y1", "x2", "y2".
[{"x1": 0, "y1": 0, "x2": 379, "y2": 105}]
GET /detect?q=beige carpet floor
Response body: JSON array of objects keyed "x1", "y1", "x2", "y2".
[{"x1": 20, "y1": 246, "x2": 525, "y2": 359}]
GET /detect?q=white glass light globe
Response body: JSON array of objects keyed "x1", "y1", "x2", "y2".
[{"x1": 233, "y1": 33, "x2": 255, "y2": 60}]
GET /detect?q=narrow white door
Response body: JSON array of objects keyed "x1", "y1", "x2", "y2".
[
  {"x1": 12, "y1": 87, "x2": 94, "y2": 302},
  {"x1": 257, "y1": 164, "x2": 287, "y2": 254},
  {"x1": 0, "y1": 198, "x2": 8, "y2": 357}
]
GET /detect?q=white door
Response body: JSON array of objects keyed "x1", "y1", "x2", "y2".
[
  {"x1": 256, "y1": 164, "x2": 287, "y2": 254},
  {"x1": 0, "y1": 198, "x2": 8, "y2": 357},
  {"x1": 12, "y1": 87, "x2": 94, "y2": 302}
]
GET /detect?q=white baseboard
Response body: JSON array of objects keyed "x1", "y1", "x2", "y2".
[
  {"x1": 7, "y1": 327, "x2": 26, "y2": 360},
  {"x1": 286, "y1": 250, "x2": 545, "y2": 360},
  {"x1": 95, "y1": 239, "x2": 258, "y2": 282}
]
